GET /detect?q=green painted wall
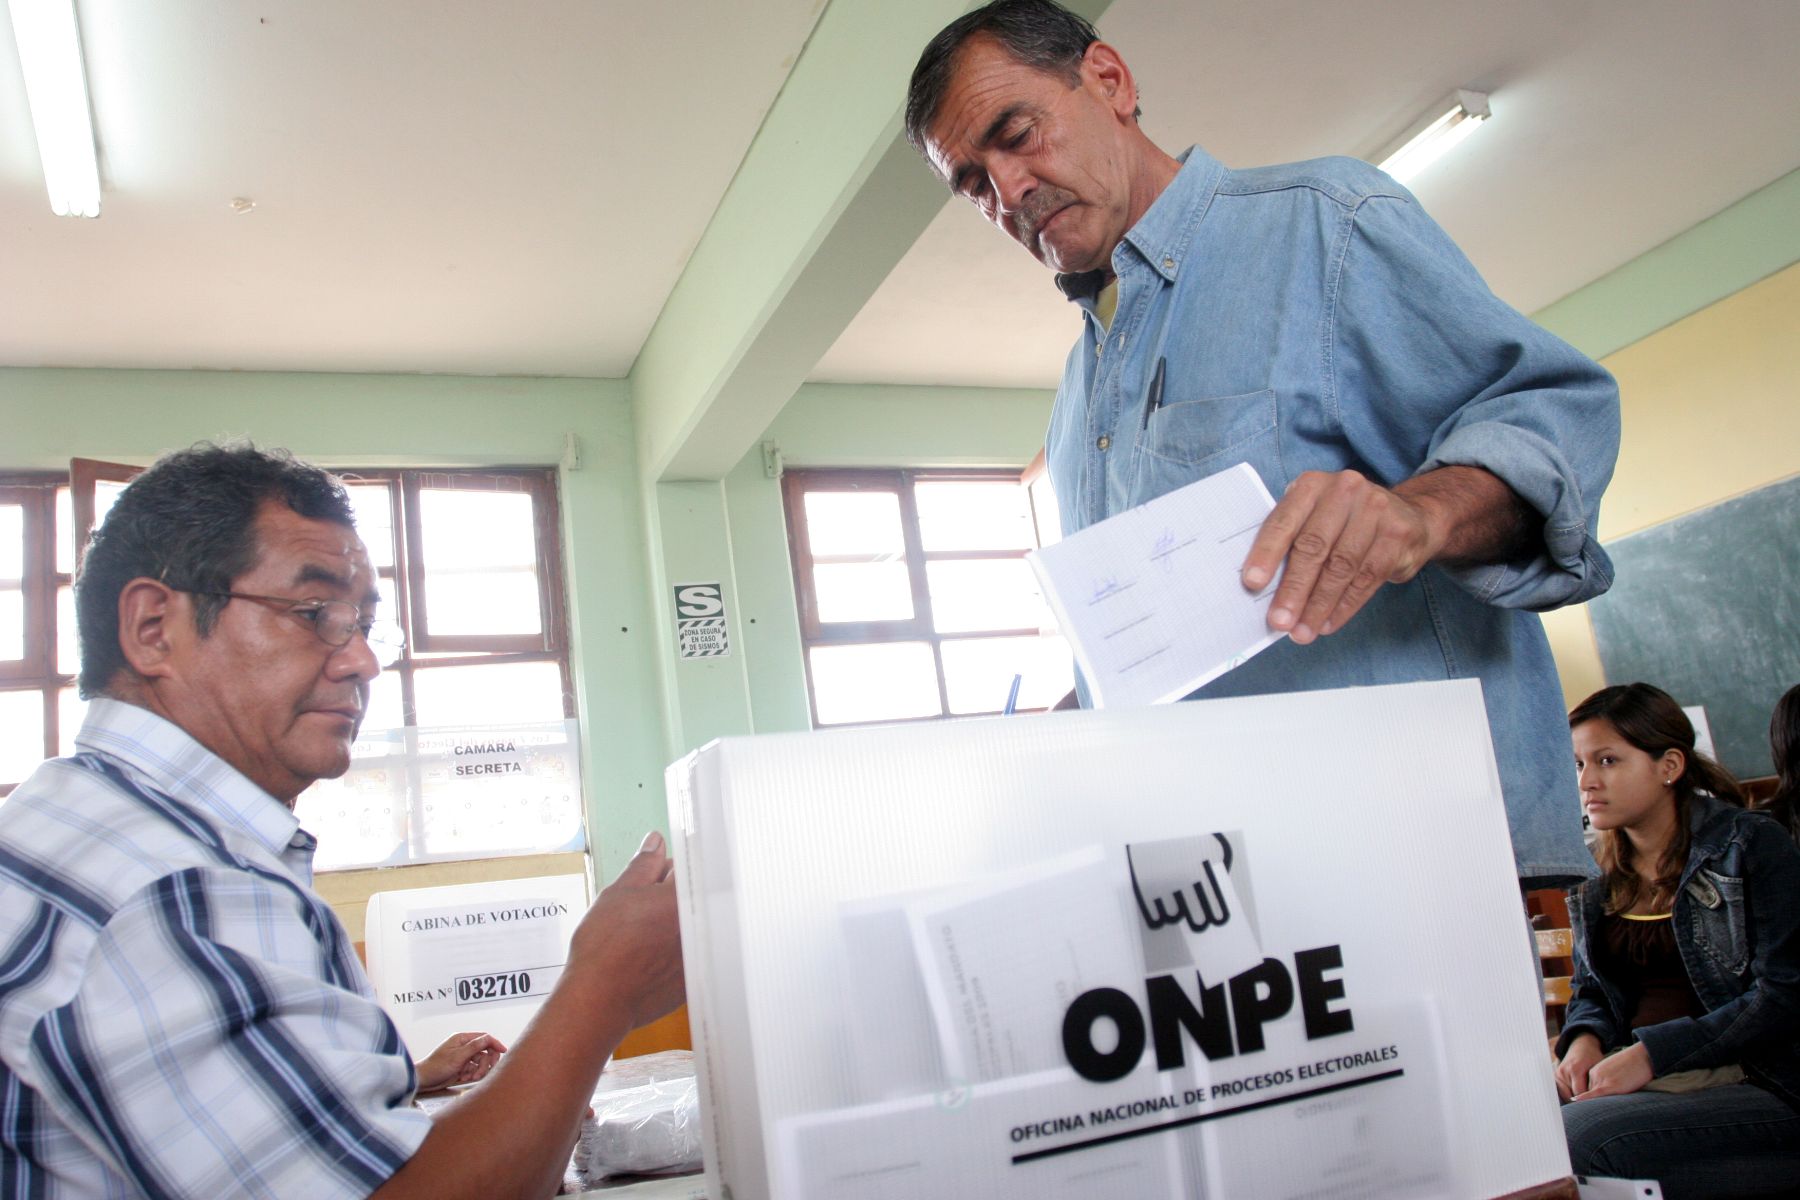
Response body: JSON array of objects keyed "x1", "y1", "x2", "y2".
[
  {"x1": 1533, "y1": 167, "x2": 1800, "y2": 361},
  {"x1": 0, "y1": 367, "x2": 667, "y2": 885}
]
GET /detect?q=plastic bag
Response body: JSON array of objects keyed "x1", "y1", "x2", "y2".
[{"x1": 574, "y1": 1076, "x2": 702, "y2": 1179}]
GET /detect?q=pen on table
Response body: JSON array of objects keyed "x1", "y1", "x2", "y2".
[
  {"x1": 1140, "y1": 356, "x2": 1167, "y2": 429},
  {"x1": 1002, "y1": 673, "x2": 1023, "y2": 716}
]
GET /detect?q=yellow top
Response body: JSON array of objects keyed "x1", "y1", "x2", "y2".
[
  {"x1": 1620, "y1": 911, "x2": 1673, "y2": 921},
  {"x1": 1095, "y1": 277, "x2": 1120, "y2": 331}
]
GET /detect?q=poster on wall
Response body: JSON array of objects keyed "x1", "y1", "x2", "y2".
[
  {"x1": 674, "y1": 582, "x2": 732, "y2": 659},
  {"x1": 365, "y1": 873, "x2": 590, "y2": 1054}
]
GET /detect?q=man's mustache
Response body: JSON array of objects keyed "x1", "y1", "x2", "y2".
[{"x1": 1016, "y1": 186, "x2": 1078, "y2": 249}]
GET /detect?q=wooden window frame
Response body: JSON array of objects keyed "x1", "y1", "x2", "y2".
[
  {"x1": 1, "y1": 464, "x2": 574, "y2": 796},
  {"x1": 782, "y1": 466, "x2": 1051, "y2": 728},
  {"x1": 340, "y1": 468, "x2": 576, "y2": 725},
  {"x1": 0, "y1": 467, "x2": 114, "y2": 795}
]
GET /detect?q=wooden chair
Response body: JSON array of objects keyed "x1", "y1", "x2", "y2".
[
  {"x1": 1528, "y1": 888, "x2": 1576, "y2": 1037},
  {"x1": 1537, "y1": 927, "x2": 1574, "y2": 1017}
]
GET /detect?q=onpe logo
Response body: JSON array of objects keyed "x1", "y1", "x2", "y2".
[{"x1": 1060, "y1": 831, "x2": 1354, "y2": 1082}]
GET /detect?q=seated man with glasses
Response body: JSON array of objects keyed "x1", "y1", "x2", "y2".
[{"x1": 0, "y1": 443, "x2": 684, "y2": 1199}]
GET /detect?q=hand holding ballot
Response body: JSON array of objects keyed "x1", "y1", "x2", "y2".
[
  {"x1": 567, "y1": 829, "x2": 688, "y2": 1031},
  {"x1": 1030, "y1": 462, "x2": 1541, "y2": 709},
  {"x1": 370, "y1": 831, "x2": 685, "y2": 1200},
  {"x1": 1242, "y1": 466, "x2": 1533, "y2": 645},
  {"x1": 1028, "y1": 464, "x2": 1287, "y2": 708}
]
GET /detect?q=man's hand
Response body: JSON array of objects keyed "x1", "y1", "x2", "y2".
[
  {"x1": 1242, "y1": 466, "x2": 1530, "y2": 642},
  {"x1": 568, "y1": 830, "x2": 686, "y2": 1033},
  {"x1": 370, "y1": 831, "x2": 685, "y2": 1200},
  {"x1": 415, "y1": 1032, "x2": 507, "y2": 1092},
  {"x1": 1574, "y1": 1041, "x2": 1653, "y2": 1101},
  {"x1": 1553, "y1": 1032, "x2": 1605, "y2": 1102}
]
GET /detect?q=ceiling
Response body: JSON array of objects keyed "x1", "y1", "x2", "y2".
[
  {"x1": 2, "y1": 0, "x2": 1797, "y2": 389},
  {"x1": 0, "y1": 0, "x2": 828, "y2": 376}
]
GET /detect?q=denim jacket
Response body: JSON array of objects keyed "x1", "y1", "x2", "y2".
[
  {"x1": 1046, "y1": 147, "x2": 1620, "y2": 884},
  {"x1": 1558, "y1": 796, "x2": 1800, "y2": 1108}
]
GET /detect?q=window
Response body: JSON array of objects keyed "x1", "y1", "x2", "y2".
[
  {"x1": 783, "y1": 468, "x2": 1073, "y2": 726},
  {"x1": 0, "y1": 468, "x2": 131, "y2": 795},
  {"x1": 298, "y1": 469, "x2": 577, "y2": 869},
  {"x1": 330, "y1": 470, "x2": 572, "y2": 733},
  {"x1": 1, "y1": 465, "x2": 578, "y2": 872}
]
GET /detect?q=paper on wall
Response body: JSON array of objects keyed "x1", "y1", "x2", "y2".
[
  {"x1": 364, "y1": 873, "x2": 588, "y2": 1055},
  {"x1": 1027, "y1": 462, "x2": 1284, "y2": 709}
]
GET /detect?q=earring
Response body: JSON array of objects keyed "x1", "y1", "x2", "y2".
[{"x1": 1663, "y1": 779, "x2": 1674, "y2": 787}]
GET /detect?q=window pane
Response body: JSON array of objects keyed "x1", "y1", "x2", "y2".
[
  {"x1": 57, "y1": 585, "x2": 76, "y2": 676},
  {"x1": 418, "y1": 489, "x2": 542, "y2": 637},
  {"x1": 802, "y1": 491, "x2": 904, "y2": 558},
  {"x1": 0, "y1": 588, "x2": 20, "y2": 663},
  {"x1": 926, "y1": 559, "x2": 1053, "y2": 633},
  {"x1": 56, "y1": 483, "x2": 124, "y2": 575},
  {"x1": 813, "y1": 562, "x2": 913, "y2": 623},
  {"x1": 372, "y1": 576, "x2": 403, "y2": 669},
  {"x1": 940, "y1": 635, "x2": 1075, "y2": 715},
  {"x1": 412, "y1": 661, "x2": 566, "y2": 727},
  {"x1": 1, "y1": 504, "x2": 22, "y2": 578},
  {"x1": 0, "y1": 690, "x2": 45, "y2": 787},
  {"x1": 1027, "y1": 471, "x2": 1061, "y2": 548},
  {"x1": 915, "y1": 481, "x2": 1035, "y2": 552},
  {"x1": 345, "y1": 483, "x2": 396, "y2": 568},
  {"x1": 413, "y1": 721, "x2": 585, "y2": 860},
  {"x1": 295, "y1": 729, "x2": 410, "y2": 870},
  {"x1": 58, "y1": 688, "x2": 88, "y2": 757},
  {"x1": 809, "y1": 642, "x2": 941, "y2": 725},
  {"x1": 365, "y1": 668, "x2": 404, "y2": 732}
]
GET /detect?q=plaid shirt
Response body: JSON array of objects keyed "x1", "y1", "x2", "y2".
[{"x1": 0, "y1": 700, "x2": 429, "y2": 1198}]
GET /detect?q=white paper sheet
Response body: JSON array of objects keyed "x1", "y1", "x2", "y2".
[
  {"x1": 907, "y1": 847, "x2": 1143, "y2": 1085},
  {"x1": 1026, "y1": 463, "x2": 1285, "y2": 709}
]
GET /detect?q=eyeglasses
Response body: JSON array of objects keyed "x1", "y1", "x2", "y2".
[{"x1": 186, "y1": 591, "x2": 406, "y2": 652}]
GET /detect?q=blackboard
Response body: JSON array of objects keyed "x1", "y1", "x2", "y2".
[{"x1": 1588, "y1": 474, "x2": 1800, "y2": 780}]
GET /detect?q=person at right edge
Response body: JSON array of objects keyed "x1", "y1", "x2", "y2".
[
  {"x1": 904, "y1": 0, "x2": 1621, "y2": 891},
  {"x1": 1557, "y1": 684, "x2": 1800, "y2": 1194}
]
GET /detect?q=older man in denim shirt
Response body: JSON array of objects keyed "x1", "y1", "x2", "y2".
[{"x1": 907, "y1": 0, "x2": 1619, "y2": 886}]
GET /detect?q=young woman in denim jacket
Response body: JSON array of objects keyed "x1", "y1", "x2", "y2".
[{"x1": 1553, "y1": 683, "x2": 1800, "y2": 1195}]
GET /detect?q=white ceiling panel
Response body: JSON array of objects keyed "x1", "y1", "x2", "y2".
[{"x1": 0, "y1": 0, "x2": 826, "y2": 375}]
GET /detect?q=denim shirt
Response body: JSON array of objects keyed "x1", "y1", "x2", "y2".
[
  {"x1": 1559, "y1": 796, "x2": 1800, "y2": 1109},
  {"x1": 1045, "y1": 147, "x2": 1621, "y2": 884}
]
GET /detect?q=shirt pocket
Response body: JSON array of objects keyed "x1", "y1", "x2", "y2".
[
  {"x1": 1687, "y1": 870, "x2": 1751, "y2": 979},
  {"x1": 1132, "y1": 388, "x2": 1282, "y2": 504}
]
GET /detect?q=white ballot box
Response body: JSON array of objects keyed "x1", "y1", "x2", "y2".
[
  {"x1": 364, "y1": 873, "x2": 589, "y2": 1056},
  {"x1": 667, "y1": 679, "x2": 1571, "y2": 1200}
]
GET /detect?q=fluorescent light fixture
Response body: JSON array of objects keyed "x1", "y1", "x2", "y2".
[
  {"x1": 1376, "y1": 89, "x2": 1490, "y2": 186},
  {"x1": 6, "y1": 0, "x2": 102, "y2": 217}
]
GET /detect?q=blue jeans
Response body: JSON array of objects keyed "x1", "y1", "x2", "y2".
[{"x1": 1563, "y1": 1084, "x2": 1800, "y2": 1198}]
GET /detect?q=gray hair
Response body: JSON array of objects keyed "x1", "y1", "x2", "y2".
[
  {"x1": 904, "y1": 0, "x2": 1102, "y2": 156},
  {"x1": 76, "y1": 442, "x2": 354, "y2": 696}
]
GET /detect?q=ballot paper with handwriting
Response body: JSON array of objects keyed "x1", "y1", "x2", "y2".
[{"x1": 1027, "y1": 462, "x2": 1285, "y2": 708}]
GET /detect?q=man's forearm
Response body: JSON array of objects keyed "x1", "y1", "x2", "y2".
[
  {"x1": 371, "y1": 952, "x2": 636, "y2": 1200},
  {"x1": 1394, "y1": 464, "x2": 1534, "y2": 567}
]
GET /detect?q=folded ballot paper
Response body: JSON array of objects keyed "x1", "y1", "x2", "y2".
[
  {"x1": 1027, "y1": 462, "x2": 1285, "y2": 708},
  {"x1": 667, "y1": 680, "x2": 1571, "y2": 1200}
]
